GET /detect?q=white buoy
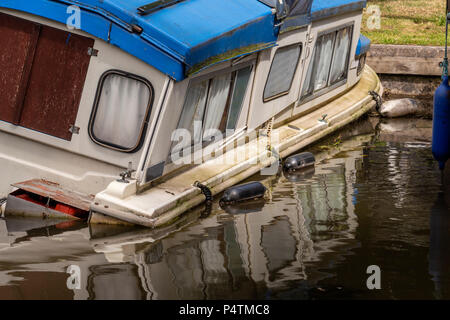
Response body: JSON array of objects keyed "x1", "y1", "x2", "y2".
[{"x1": 379, "y1": 98, "x2": 420, "y2": 118}]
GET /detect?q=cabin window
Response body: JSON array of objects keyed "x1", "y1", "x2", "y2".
[
  {"x1": 301, "y1": 25, "x2": 353, "y2": 99},
  {"x1": 263, "y1": 44, "x2": 302, "y2": 101},
  {"x1": 330, "y1": 27, "x2": 352, "y2": 83},
  {"x1": 89, "y1": 71, "x2": 153, "y2": 153},
  {"x1": 171, "y1": 65, "x2": 253, "y2": 158}
]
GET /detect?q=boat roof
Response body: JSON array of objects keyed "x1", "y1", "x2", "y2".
[
  {"x1": 1, "y1": 0, "x2": 366, "y2": 81},
  {"x1": 312, "y1": 0, "x2": 366, "y2": 20}
]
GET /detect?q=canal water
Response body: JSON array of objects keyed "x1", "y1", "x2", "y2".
[{"x1": 0, "y1": 116, "x2": 449, "y2": 300}]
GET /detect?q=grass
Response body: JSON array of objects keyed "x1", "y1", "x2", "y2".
[{"x1": 361, "y1": 0, "x2": 447, "y2": 46}]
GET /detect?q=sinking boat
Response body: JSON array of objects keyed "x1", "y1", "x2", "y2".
[{"x1": 0, "y1": 0, "x2": 381, "y2": 227}]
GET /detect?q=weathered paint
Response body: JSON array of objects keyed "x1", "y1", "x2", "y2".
[
  {"x1": 0, "y1": 12, "x2": 39, "y2": 124},
  {"x1": 186, "y1": 43, "x2": 276, "y2": 77},
  {"x1": 11, "y1": 179, "x2": 94, "y2": 212},
  {"x1": 0, "y1": 12, "x2": 94, "y2": 140},
  {"x1": 311, "y1": 0, "x2": 367, "y2": 21},
  {"x1": 20, "y1": 25, "x2": 94, "y2": 140},
  {"x1": 5, "y1": 193, "x2": 85, "y2": 220}
]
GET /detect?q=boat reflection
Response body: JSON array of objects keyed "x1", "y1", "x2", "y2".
[
  {"x1": 220, "y1": 199, "x2": 267, "y2": 215},
  {"x1": 0, "y1": 123, "x2": 375, "y2": 299},
  {"x1": 283, "y1": 166, "x2": 315, "y2": 183},
  {"x1": 1, "y1": 118, "x2": 447, "y2": 299},
  {"x1": 0, "y1": 217, "x2": 95, "y2": 299},
  {"x1": 88, "y1": 132, "x2": 372, "y2": 299},
  {"x1": 429, "y1": 175, "x2": 450, "y2": 299}
]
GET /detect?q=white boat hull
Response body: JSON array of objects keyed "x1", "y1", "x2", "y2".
[{"x1": 90, "y1": 66, "x2": 382, "y2": 227}]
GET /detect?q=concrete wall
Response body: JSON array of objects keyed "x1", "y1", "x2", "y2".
[
  {"x1": 367, "y1": 44, "x2": 444, "y2": 76},
  {"x1": 366, "y1": 44, "x2": 444, "y2": 116}
]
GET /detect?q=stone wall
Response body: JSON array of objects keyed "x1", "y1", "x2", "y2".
[{"x1": 366, "y1": 44, "x2": 444, "y2": 117}]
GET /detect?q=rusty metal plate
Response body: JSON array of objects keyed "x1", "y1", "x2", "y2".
[
  {"x1": 11, "y1": 179, "x2": 94, "y2": 212},
  {"x1": 5, "y1": 194, "x2": 82, "y2": 220},
  {"x1": 19, "y1": 26, "x2": 94, "y2": 140},
  {"x1": 0, "y1": 12, "x2": 40, "y2": 124}
]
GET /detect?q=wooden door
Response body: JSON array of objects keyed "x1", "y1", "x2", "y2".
[
  {"x1": 0, "y1": 12, "x2": 94, "y2": 141},
  {"x1": 20, "y1": 26, "x2": 94, "y2": 140},
  {"x1": 0, "y1": 12, "x2": 40, "y2": 124}
]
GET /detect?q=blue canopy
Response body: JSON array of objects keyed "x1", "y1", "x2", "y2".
[
  {"x1": 356, "y1": 34, "x2": 371, "y2": 57},
  {"x1": 1, "y1": 0, "x2": 366, "y2": 81},
  {"x1": 312, "y1": 0, "x2": 366, "y2": 21},
  {"x1": 260, "y1": 0, "x2": 366, "y2": 33}
]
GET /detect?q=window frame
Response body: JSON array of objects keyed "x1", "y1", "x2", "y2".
[
  {"x1": 168, "y1": 61, "x2": 254, "y2": 163},
  {"x1": 300, "y1": 23, "x2": 354, "y2": 104},
  {"x1": 357, "y1": 53, "x2": 366, "y2": 76},
  {"x1": 88, "y1": 69, "x2": 154, "y2": 153},
  {"x1": 263, "y1": 43, "x2": 303, "y2": 102}
]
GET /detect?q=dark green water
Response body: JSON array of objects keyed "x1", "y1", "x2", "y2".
[{"x1": 0, "y1": 117, "x2": 449, "y2": 300}]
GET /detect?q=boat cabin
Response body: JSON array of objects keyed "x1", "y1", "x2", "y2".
[{"x1": 0, "y1": 0, "x2": 374, "y2": 226}]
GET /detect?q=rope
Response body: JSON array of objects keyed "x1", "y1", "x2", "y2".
[
  {"x1": 265, "y1": 117, "x2": 275, "y2": 157},
  {"x1": 265, "y1": 117, "x2": 282, "y2": 169},
  {"x1": 193, "y1": 181, "x2": 213, "y2": 218},
  {"x1": 369, "y1": 90, "x2": 383, "y2": 115},
  {"x1": 441, "y1": 2, "x2": 449, "y2": 78}
]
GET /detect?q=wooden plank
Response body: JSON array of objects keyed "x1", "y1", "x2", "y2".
[
  {"x1": 366, "y1": 44, "x2": 445, "y2": 76},
  {"x1": 366, "y1": 56, "x2": 442, "y2": 76},
  {"x1": 19, "y1": 26, "x2": 94, "y2": 140},
  {"x1": 12, "y1": 179, "x2": 94, "y2": 212},
  {"x1": 0, "y1": 13, "x2": 40, "y2": 124}
]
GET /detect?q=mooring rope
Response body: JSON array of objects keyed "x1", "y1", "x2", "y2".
[
  {"x1": 193, "y1": 181, "x2": 213, "y2": 218},
  {"x1": 266, "y1": 117, "x2": 275, "y2": 155},
  {"x1": 369, "y1": 90, "x2": 383, "y2": 115},
  {"x1": 441, "y1": 0, "x2": 449, "y2": 78}
]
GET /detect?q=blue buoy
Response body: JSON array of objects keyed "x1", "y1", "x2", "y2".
[
  {"x1": 432, "y1": 76, "x2": 450, "y2": 170},
  {"x1": 432, "y1": 7, "x2": 450, "y2": 171}
]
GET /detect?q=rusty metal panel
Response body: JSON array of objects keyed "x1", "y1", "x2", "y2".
[
  {"x1": 5, "y1": 194, "x2": 83, "y2": 220},
  {"x1": 19, "y1": 26, "x2": 94, "y2": 140},
  {"x1": 11, "y1": 179, "x2": 94, "y2": 212},
  {"x1": 0, "y1": 13, "x2": 40, "y2": 124}
]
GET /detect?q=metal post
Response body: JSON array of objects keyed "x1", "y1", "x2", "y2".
[{"x1": 443, "y1": 0, "x2": 450, "y2": 77}]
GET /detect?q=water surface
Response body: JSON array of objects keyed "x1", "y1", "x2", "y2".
[{"x1": 0, "y1": 116, "x2": 449, "y2": 300}]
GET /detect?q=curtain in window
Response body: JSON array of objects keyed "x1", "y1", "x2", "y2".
[
  {"x1": 170, "y1": 66, "x2": 251, "y2": 160},
  {"x1": 173, "y1": 80, "x2": 208, "y2": 153},
  {"x1": 227, "y1": 66, "x2": 252, "y2": 130},
  {"x1": 329, "y1": 27, "x2": 351, "y2": 84},
  {"x1": 301, "y1": 47, "x2": 315, "y2": 97},
  {"x1": 264, "y1": 45, "x2": 301, "y2": 100},
  {"x1": 313, "y1": 33, "x2": 335, "y2": 92},
  {"x1": 203, "y1": 73, "x2": 231, "y2": 139},
  {"x1": 93, "y1": 73, "x2": 150, "y2": 150}
]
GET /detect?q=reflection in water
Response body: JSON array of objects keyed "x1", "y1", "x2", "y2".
[
  {"x1": 430, "y1": 193, "x2": 450, "y2": 299},
  {"x1": 0, "y1": 117, "x2": 449, "y2": 299}
]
